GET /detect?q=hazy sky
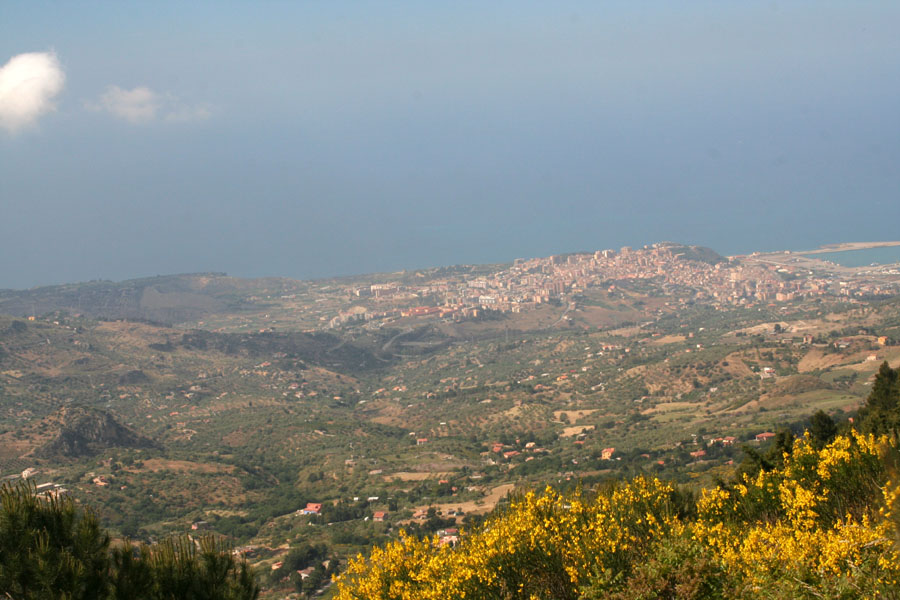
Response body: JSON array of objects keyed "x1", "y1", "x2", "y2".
[{"x1": 2, "y1": 2, "x2": 899, "y2": 289}]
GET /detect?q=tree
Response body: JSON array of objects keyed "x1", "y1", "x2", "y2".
[
  {"x1": 857, "y1": 362, "x2": 900, "y2": 435},
  {"x1": 809, "y1": 410, "x2": 837, "y2": 449},
  {"x1": 737, "y1": 428, "x2": 795, "y2": 479},
  {"x1": 0, "y1": 481, "x2": 109, "y2": 599},
  {"x1": 0, "y1": 480, "x2": 259, "y2": 599}
]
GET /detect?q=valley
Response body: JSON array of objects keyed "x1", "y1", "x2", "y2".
[{"x1": 2, "y1": 241, "x2": 900, "y2": 598}]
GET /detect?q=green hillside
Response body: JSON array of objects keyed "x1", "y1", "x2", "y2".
[{"x1": 2, "y1": 249, "x2": 900, "y2": 597}]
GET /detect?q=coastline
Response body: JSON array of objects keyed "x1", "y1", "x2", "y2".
[{"x1": 794, "y1": 241, "x2": 900, "y2": 255}]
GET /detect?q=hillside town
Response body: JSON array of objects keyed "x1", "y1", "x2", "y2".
[{"x1": 329, "y1": 243, "x2": 900, "y2": 328}]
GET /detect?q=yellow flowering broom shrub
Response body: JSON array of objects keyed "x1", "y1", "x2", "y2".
[
  {"x1": 336, "y1": 433, "x2": 900, "y2": 599},
  {"x1": 336, "y1": 477, "x2": 682, "y2": 600},
  {"x1": 694, "y1": 431, "x2": 900, "y2": 597}
]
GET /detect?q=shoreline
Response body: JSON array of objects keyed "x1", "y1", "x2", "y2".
[{"x1": 793, "y1": 241, "x2": 900, "y2": 255}]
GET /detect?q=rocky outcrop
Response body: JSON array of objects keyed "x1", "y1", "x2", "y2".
[{"x1": 36, "y1": 406, "x2": 159, "y2": 459}]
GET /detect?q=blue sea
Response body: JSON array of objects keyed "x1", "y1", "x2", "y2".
[{"x1": 801, "y1": 246, "x2": 900, "y2": 267}]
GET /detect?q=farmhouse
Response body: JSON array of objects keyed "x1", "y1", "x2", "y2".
[{"x1": 301, "y1": 503, "x2": 323, "y2": 515}]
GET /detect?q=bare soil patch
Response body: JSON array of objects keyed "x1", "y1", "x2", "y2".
[
  {"x1": 385, "y1": 472, "x2": 452, "y2": 482},
  {"x1": 798, "y1": 349, "x2": 848, "y2": 372},
  {"x1": 411, "y1": 483, "x2": 516, "y2": 523},
  {"x1": 607, "y1": 325, "x2": 642, "y2": 337},
  {"x1": 643, "y1": 401, "x2": 698, "y2": 415},
  {"x1": 625, "y1": 365, "x2": 647, "y2": 378},
  {"x1": 133, "y1": 458, "x2": 234, "y2": 474},
  {"x1": 560, "y1": 425, "x2": 595, "y2": 437},
  {"x1": 722, "y1": 353, "x2": 754, "y2": 378},
  {"x1": 553, "y1": 409, "x2": 598, "y2": 423},
  {"x1": 573, "y1": 306, "x2": 643, "y2": 329}
]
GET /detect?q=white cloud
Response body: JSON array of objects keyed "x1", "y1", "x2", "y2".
[
  {"x1": 89, "y1": 85, "x2": 211, "y2": 124},
  {"x1": 0, "y1": 51, "x2": 65, "y2": 133},
  {"x1": 95, "y1": 85, "x2": 159, "y2": 123}
]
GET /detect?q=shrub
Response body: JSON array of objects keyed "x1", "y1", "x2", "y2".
[{"x1": 335, "y1": 433, "x2": 900, "y2": 599}]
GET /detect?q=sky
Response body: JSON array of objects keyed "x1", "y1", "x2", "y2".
[{"x1": 2, "y1": 1, "x2": 899, "y2": 289}]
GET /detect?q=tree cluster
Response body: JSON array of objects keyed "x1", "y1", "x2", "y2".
[{"x1": 0, "y1": 481, "x2": 258, "y2": 600}]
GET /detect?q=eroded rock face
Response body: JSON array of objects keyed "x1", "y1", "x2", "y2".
[
  {"x1": 117, "y1": 369, "x2": 150, "y2": 385},
  {"x1": 36, "y1": 406, "x2": 158, "y2": 458}
]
